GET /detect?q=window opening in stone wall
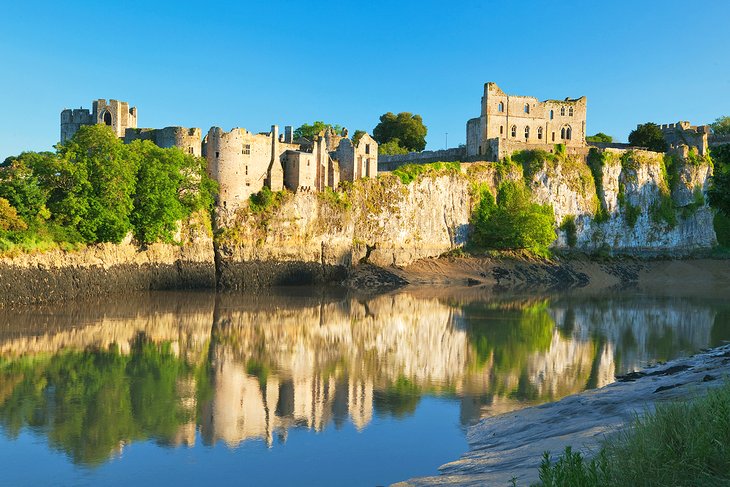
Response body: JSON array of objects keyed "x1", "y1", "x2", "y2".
[
  {"x1": 245, "y1": 165, "x2": 248, "y2": 175},
  {"x1": 525, "y1": 126, "x2": 530, "y2": 139},
  {"x1": 569, "y1": 107, "x2": 574, "y2": 117},
  {"x1": 498, "y1": 102, "x2": 504, "y2": 112},
  {"x1": 243, "y1": 144, "x2": 251, "y2": 155},
  {"x1": 500, "y1": 125, "x2": 504, "y2": 135},
  {"x1": 552, "y1": 132, "x2": 556, "y2": 142},
  {"x1": 538, "y1": 127, "x2": 543, "y2": 140},
  {"x1": 566, "y1": 126, "x2": 572, "y2": 140},
  {"x1": 103, "y1": 111, "x2": 112, "y2": 126},
  {"x1": 561, "y1": 127, "x2": 566, "y2": 139},
  {"x1": 550, "y1": 110, "x2": 554, "y2": 120},
  {"x1": 524, "y1": 104, "x2": 530, "y2": 114},
  {"x1": 560, "y1": 106, "x2": 566, "y2": 116},
  {"x1": 215, "y1": 151, "x2": 220, "y2": 158},
  {"x1": 511, "y1": 125, "x2": 517, "y2": 137},
  {"x1": 189, "y1": 147, "x2": 194, "y2": 154},
  {"x1": 365, "y1": 144, "x2": 370, "y2": 154}
]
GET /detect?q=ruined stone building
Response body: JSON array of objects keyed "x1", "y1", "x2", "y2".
[
  {"x1": 60, "y1": 99, "x2": 138, "y2": 142},
  {"x1": 466, "y1": 82, "x2": 587, "y2": 161},
  {"x1": 60, "y1": 99, "x2": 378, "y2": 212},
  {"x1": 203, "y1": 125, "x2": 378, "y2": 211}
]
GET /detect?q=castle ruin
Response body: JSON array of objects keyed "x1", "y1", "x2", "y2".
[
  {"x1": 466, "y1": 82, "x2": 587, "y2": 161},
  {"x1": 60, "y1": 100, "x2": 378, "y2": 212}
]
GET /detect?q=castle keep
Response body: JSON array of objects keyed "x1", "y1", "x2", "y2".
[
  {"x1": 60, "y1": 100, "x2": 378, "y2": 212},
  {"x1": 466, "y1": 82, "x2": 587, "y2": 161},
  {"x1": 61, "y1": 99, "x2": 137, "y2": 142}
]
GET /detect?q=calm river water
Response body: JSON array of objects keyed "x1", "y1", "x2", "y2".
[{"x1": 1, "y1": 287, "x2": 729, "y2": 486}]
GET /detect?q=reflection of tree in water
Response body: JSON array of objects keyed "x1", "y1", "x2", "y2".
[
  {"x1": 711, "y1": 308, "x2": 730, "y2": 347},
  {"x1": 464, "y1": 301, "x2": 554, "y2": 369},
  {"x1": 373, "y1": 376, "x2": 421, "y2": 418},
  {"x1": 0, "y1": 335, "x2": 208, "y2": 466}
]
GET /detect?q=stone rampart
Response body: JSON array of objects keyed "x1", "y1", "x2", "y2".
[{"x1": 378, "y1": 148, "x2": 466, "y2": 171}]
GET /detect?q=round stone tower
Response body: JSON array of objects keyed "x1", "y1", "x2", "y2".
[{"x1": 204, "y1": 127, "x2": 247, "y2": 211}]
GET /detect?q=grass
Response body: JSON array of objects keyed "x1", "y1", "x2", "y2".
[
  {"x1": 531, "y1": 380, "x2": 730, "y2": 486},
  {"x1": 391, "y1": 161, "x2": 461, "y2": 185}
]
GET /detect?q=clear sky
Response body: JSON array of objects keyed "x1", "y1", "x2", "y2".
[{"x1": 1, "y1": 0, "x2": 729, "y2": 160}]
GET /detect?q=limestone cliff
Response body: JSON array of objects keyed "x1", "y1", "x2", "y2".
[{"x1": 215, "y1": 148, "x2": 716, "y2": 287}]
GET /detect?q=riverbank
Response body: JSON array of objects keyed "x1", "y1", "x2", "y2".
[{"x1": 395, "y1": 344, "x2": 730, "y2": 486}]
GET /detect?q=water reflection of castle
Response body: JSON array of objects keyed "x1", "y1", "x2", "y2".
[{"x1": 0, "y1": 290, "x2": 725, "y2": 458}]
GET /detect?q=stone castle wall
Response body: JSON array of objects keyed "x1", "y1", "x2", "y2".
[{"x1": 124, "y1": 127, "x2": 202, "y2": 156}]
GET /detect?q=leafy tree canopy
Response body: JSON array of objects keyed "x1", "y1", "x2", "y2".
[
  {"x1": 372, "y1": 112, "x2": 427, "y2": 153},
  {"x1": 711, "y1": 116, "x2": 730, "y2": 136},
  {"x1": 628, "y1": 123, "x2": 668, "y2": 152},
  {"x1": 586, "y1": 133, "x2": 613, "y2": 144},
  {"x1": 351, "y1": 130, "x2": 366, "y2": 147},
  {"x1": 470, "y1": 181, "x2": 556, "y2": 255},
  {"x1": 293, "y1": 121, "x2": 343, "y2": 140},
  {"x1": 379, "y1": 139, "x2": 410, "y2": 156}
]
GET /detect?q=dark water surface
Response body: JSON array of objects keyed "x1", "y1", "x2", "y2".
[{"x1": 1, "y1": 287, "x2": 730, "y2": 486}]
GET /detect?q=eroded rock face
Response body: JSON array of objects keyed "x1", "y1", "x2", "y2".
[{"x1": 216, "y1": 149, "x2": 716, "y2": 286}]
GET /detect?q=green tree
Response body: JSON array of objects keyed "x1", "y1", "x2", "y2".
[
  {"x1": 129, "y1": 141, "x2": 217, "y2": 243},
  {"x1": 378, "y1": 139, "x2": 410, "y2": 155},
  {"x1": 0, "y1": 154, "x2": 50, "y2": 224},
  {"x1": 628, "y1": 123, "x2": 668, "y2": 152},
  {"x1": 293, "y1": 121, "x2": 343, "y2": 140},
  {"x1": 351, "y1": 129, "x2": 366, "y2": 146},
  {"x1": 54, "y1": 125, "x2": 138, "y2": 243},
  {"x1": 471, "y1": 181, "x2": 556, "y2": 255},
  {"x1": 372, "y1": 112, "x2": 427, "y2": 152},
  {"x1": 586, "y1": 132, "x2": 613, "y2": 144},
  {"x1": 711, "y1": 116, "x2": 730, "y2": 136},
  {"x1": 708, "y1": 145, "x2": 730, "y2": 217}
]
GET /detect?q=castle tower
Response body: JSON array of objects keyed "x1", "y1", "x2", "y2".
[{"x1": 60, "y1": 99, "x2": 137, "y2": 142}]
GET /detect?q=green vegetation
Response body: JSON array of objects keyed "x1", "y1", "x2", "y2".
[
  {"x1": 560, "y1": 215, "x2": 577, "y2": 248},
  {"x1": 372, "y1": 112, "x2": 428, "y2": 153},
  {"x1": 248, "y1": 186, "x2": 286, "y2": 213},
  {"x1": 317, "y1": 186, "x2": 351, "y2": 211},
  {"x1": 470, "y1": 181, "x2": 556, "y2": 256},
  {"x1": 351, "y1": 129, "x2": 366, "y2": 146},
  {"x1": 0, "y1": 126, "x2": 216, "y2": 252},
  {"x1": 532, "y1": 381, "x2": 730, "y2": 486},
  {"x1": 709, "y1": 145, "x2": 730, "y2": 235},
  {"x1": 379, "y1": 139, "x2": 411, "y2": 155},
  {"x1": 586, "y1": 148, "x2": 610, "y2": 223},
  {"x1": 512, "y1": 149, "x2": 556, "y2": 182},
  {"x1": 293, "y1": 121, "x2": 343, "y2": 140},
  {"x1": 586, "y1": 132, "x2": 613, "y2": 144},
  {"x1": 391, "y1": 161, "x2": 461, "y2": 185},
  {"x1": 373, "y1": 376, "x2": 422, "y2": 418},
  {"x1": 628, "y1": 122, "x2": 668, "y2": 152},
  {"x1": 711, "y1": 115, "x2": 730, "y2": 136},
  {"x1": 0, "y1": 336, "x2": 210, "y2": 466},
  {"x1": 714, "y1": 212, "x2": 730, "y2": 246}
]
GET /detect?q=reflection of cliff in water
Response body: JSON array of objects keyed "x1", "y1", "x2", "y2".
[{"x1": 0, "y1": 289, "x2": 727, "y2": 465}]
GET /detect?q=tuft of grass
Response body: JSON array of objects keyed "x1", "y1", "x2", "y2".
[{"x1": 532, "y1": 380, "x2": 730, "y2": 486}]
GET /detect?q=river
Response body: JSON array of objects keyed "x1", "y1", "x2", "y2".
[{"x1": 1, "y1": 287, "x2": 729, "y2": 486}]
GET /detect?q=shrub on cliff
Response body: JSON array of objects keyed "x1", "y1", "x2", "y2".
[
  {"x1": 392, "y1": 161, "x2": 461, "y2": 185},
  {"x1": 470, "y1": 181, "x2": 556, "y2": 256}
]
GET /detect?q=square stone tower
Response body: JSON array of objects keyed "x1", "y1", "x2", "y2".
[{"x1": 60, "y1": 99, "x2": 137, "y2": 142}]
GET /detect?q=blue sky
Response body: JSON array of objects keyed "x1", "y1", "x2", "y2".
[{"x1": 1, "y1": 0, "x2": 728, "y2": 160}]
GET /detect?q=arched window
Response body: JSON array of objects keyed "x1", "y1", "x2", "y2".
[
  {"x1": 511, "y1": 125, "x2": 517, "y2": 138},
  {"x1": 537, "y1": 127, "x2": 543, "y2": 140},
  {"x1": 561, "y1": 127, "x2": 566, "y2": 139},
  {"x1": 498, "y1": 102, "x2": 504, "y2": 112},
  {"x1": 524, "y1": 104, "x2": 530, "y2": 114},
  {"x1": 525, "y1": 126, "x2": 530, "y2": 139},
  {"x1": 569, "y1": 107, "x2": 574, "y2": 117},
  {"x1": 102, "y1": 111, "x2": 112, "y2": 126},
  {"x1": 560, "y1": 106, "x2": 566, "y2": 116},
  {"x1": 566, "y1": 126, "x2": 572, "y2": 140},
  {"x1": 549, "y1": 110, "x2": 554, "y2": 120}
]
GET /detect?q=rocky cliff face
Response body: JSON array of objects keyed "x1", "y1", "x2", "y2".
[{"x1": 216, "y1": 148, "x2": 716, "y2": 286}]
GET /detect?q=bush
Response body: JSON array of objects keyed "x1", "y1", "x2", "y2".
[{"x1": 470, "y1": 181, "x2": 556, "y2": 256}]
